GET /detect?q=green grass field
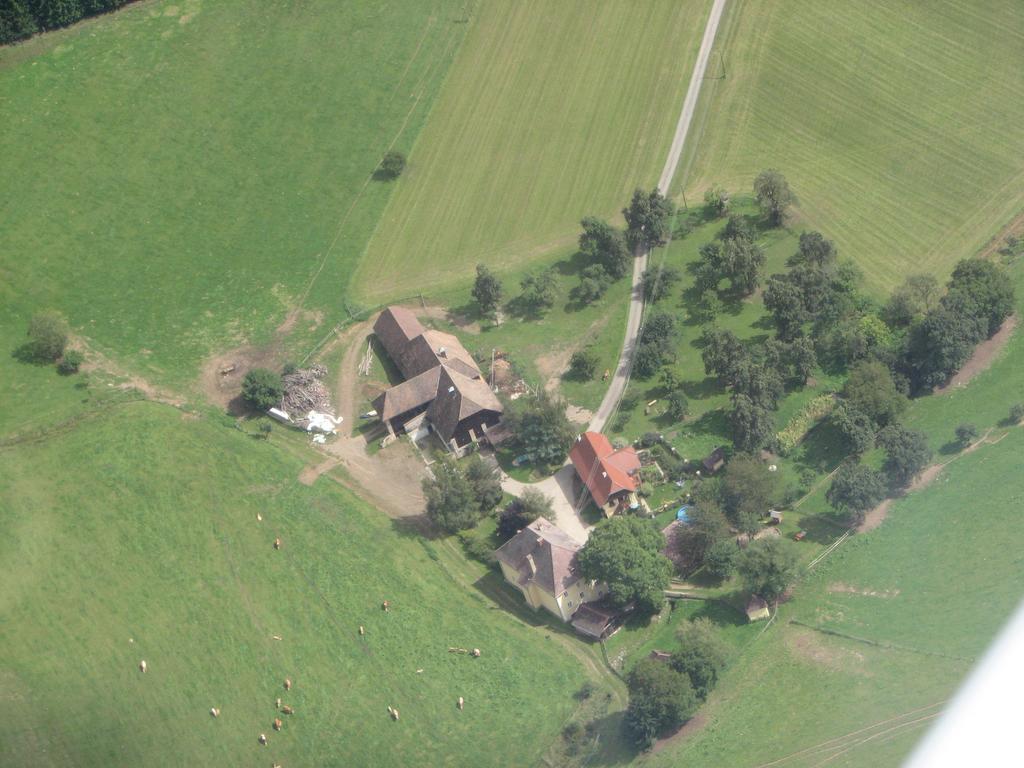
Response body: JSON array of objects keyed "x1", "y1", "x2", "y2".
[
  {"x1": 678, "y1": 0, "x2": 1024, "y2": 292},
  {"x1": 0, "y1": 0, "x2": 465, "y2": 405},
  {"x1": 351, "y1": 0, "x2": 713, "y2": 303},
  {"x1": 0, "y1": 403, "x2": 601, "y2": 767}
]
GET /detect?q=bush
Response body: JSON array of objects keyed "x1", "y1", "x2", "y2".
[
  {"x1": 568, "y1": 349, "x2": 599, "y2": 380},
  {"x1": 241, "y1": 368, "x2": 284, "y2": 410},
  {"x1": 955, "y1": 423, "x2": 979, "y2": 447},
  {"x1": 737, "y1": 537, "x2": 799, "y2": 602},
  {"x1": 626, "y1": 659, "x2": 697, "y2": 749},
  {"x1": 57, "y1": 349, "x2": 84, "y2": 375},
  {"x1": 878, "y1": 423, "x2": 932, "y2": 487},
  {"x1": 671, "y1": 618, "x2": 728, "y2": 698},
  {"x1": 1010, "y1": 403, "x2": 1024, "y2": 424},
  {"x1": 562, "y1": 720, "x2": 587, "y2": 755},
  {"x1": 26, "y1": 309, "x2": 69, "y2": 362},
  {"x1": 826, "y1": 462, "x2": 886, "y2": 525},
  {"x1": 377, "y1": 150, "x2": 406, "y2": 179},
  {"x1": 458, "y1": 530, "x2": 495, "y2": 564},
  {"x1": 575, "y1": 681, "x2": 596, "y2": 700}
]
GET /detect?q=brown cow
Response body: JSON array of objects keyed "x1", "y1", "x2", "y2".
[
  {"x1": 283, "y1": 678, "x2": 292, "y2": 691},
  {"x1": 282, "y1": 705, "x2": 294, "y2": 715},
  {"x1": 273, "y1": 718, "x2": 283, "y2": 731}
]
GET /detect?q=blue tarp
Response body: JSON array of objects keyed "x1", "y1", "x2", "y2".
[{"x1": 676, "y1": 506, "x2": 691, "y2": 523}]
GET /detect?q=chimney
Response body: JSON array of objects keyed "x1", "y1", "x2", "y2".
[{"x1": 525, "y1": 554, "x2": 537, "y2": 577}]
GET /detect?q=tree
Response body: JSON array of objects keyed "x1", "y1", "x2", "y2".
[
  {"x1": 624, "y1": 188, "x2": 675, "y2": 251},
  {"x1": 518, "y1": 268, "x2": 558, "y2": 314},
  {"x1": 464, "y1": 454, "x2": 503, "y2": 513},
  {"x1": 877, "y1": 424, "x2": 932, "y2": 487},
  {"x1": 671, "y1": 618, "x2": 729, "y2": 698},
  {"x1": 472, "y1": 264, "x2": 503, "y2": 317},
  {"x1": 720, "y1": 454, "x2": 779, "y2": 534},
  {"x1": 904, "y1": 306, "x2": 986, "y2": 392},
  {"x1": 945, "y1": 259, "x2": 1015, "y2": 337},
  {"x1": 703, "y1": 185, "x2": 730, "y2": 217},
  {"x1": 721, "y1": 213, "x2": 755, "y2": 243},
  {"x1": 377, "y1": 150, "x2": 406, "y2": 179},
  {"x1": 625, "y1": 659, "x2": 698, "y2": 749},
  {"x1": 826, "y1": 462, "x2": 886, "y2": 524},
  {"x1": 579, "y1": 217, "x2": 631, "y2": 279},
  {"x1": 642, "y1": 265, "x2": 681, "y2": 303},
  {"x1": 788, "y1": 337, "x2": 817, "y2": 383},
  {"x1": 830, "y1": 402, "x2": 877, "y2": 456},
  {"x1": 843, "y1": 360, "x2": 907, "y2": 428},
  {"x1": 729, "y1": 394, "x2": 776, "y2": 455},
  {"x1": 731, "y1": 362, "x2": 783, "y2": 410},
  {"x1": 676, "y1": 499, "x2": 729, "y2": 567},
  {"x1": 575, "y1": 264, "x2": 611, "y2": 305},
  {"x1": 497, "y1": 488, "x2": 553, "y2": 540},
  {"x1": 57, "y1": 349, "x2": 84, "y2": 375},
  {"x1": 507, "y1": 389, "x2": 575, "y2": 467},
  {"x1": 568, "y1": 348, "x2": 599, "y2": 380},
  {"x1": 634, "y1": 312, "x2": 678, "y2": 378},
  {"x1": 737, "y1": 537, "x2": 799, "y2": 602},
  {"x1": 26, "y1": 309, "x2": 69, "y2": 362},
  {"x1": 692, "y1": 288, "x2": 722, "y2": 324},
  {"x1": 788, "y1": 231, "x2": 836, "y2": 271},
  {"x1": 721, "y1": 237, "x2": 765, "y2": 295},
  {"x1": 577, "y1": 517, "x2": 673, "y2": 614},
  {"x1": 700, "y1": 327, "x2": 747, "y2": 384},
  {"x1": 955, "y1": 423, "x2": 978, "y2": 447},
  {"x1": 241, "y1": 368, "x2": 284, "y2": 410},
  {"x1": 882, "y1": 274, "x2": 939, "y2": 327},
  {"x1": 753, "y1": 169, "x2": 794, "y2": 226},
  {"x1": 0, "y1": 0, "x2": 37, "y2": 45},
  {"x1": 422, "y1": 458, "x2": 478, "y2": 533},
  {"x1": 764, "y1": 275, "x2": 808, "y2": 341},
  {"x1": 704, "y1": 539, "x2": 738, "y2": 581},
  {"x1": 664, "y1": 389, "x2": 689, "y2": 422}
]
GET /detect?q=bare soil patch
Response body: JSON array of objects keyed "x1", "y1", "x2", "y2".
[
  {"x1": 565, "y1": 403, "x2": 594, "y2": 425},
  {"x1": 859, "y1": 463, "x2": 946, "y2": 533},
  {"x1": 536, "y1": 347, "x2": 573, "y2": 391},
  {"x1": 786, "y1": 626, "x2": 868, "y2": 673},
  {"x1": 828, "y1": 583, "x2": 900, "y2": 598},
  {"x1": 199, "y1": 340, "x2": 285, "y2": 414},
  {"x1": 977, "y1": 208, "x2": 1024, "y2": 260},
  {"x1": 74, "y1": 337, "x2": 186, "y2": 409},
  {"x1": 935, "y1": 314, "x2": 1017, "y2": 394}
]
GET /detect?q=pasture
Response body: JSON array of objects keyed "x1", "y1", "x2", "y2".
[
  {"x1": 678, "y1": 0, "x2": 1024, "y2": 292},
  {"x1": 0, "y1": 0, "x2": 466, "y2": 403},
  {"x1": 0, "y1": 403, "x2": 594, "y2": 767},
  {"x1": 351, "y1": 0, "x2": 713, "y2": 303}
]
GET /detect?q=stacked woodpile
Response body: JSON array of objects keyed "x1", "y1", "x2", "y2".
[{"x1": 280, "y1": 364, "x2": 333, "y2": 415}]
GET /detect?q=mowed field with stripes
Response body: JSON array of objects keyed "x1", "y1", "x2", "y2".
[
  {"x1": 351, "y1": 0, "x2": 712, "y2": 302},
  {"x1": 679, "y1": 0, "x2": 1024, "y2": 292}
]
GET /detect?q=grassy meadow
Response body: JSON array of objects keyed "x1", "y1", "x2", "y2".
[
  {"x1": 678, "y1": 0, "x2": 1024, "y2": 292},
  {"x1": 0, "y1": 403, "x2": 600, "y2": 767},
  {"x1": 0, "y1": 0, "x2": 466, "y2": 408},
  {"x1": 351, "y1": 0, "x2": 713, "y2": 303}
]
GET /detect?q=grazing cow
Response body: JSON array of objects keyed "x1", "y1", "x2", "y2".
[
  {"x1": 257, "y1": 513, "x2": 262, "y2": 522},
  {"x1": 274, "y1": 537, "x2": 282, "y2": 550},
  {"x1": 392, "y1": 708, "x2": 400, "y2": 721},
  {"x1": 139, "y1": 660, "x2": 147, "y2": 673},
  {"x1": 457, "y1": 697, "x2": 464, "y2": 710},
  {"x1": 276, "y1": 697, "x2": 282, "y2": 709},
  {"x1": 273, "y1": 718, "x2": 283, "y2": 731},
  {"x1": 359, "y1": 625, "x2": 365, "y2": 636},
  {"x1": 210, "y1": 708, "x2": 220, "y2": 718},
  {"x1": 258, "y1": 733, "x2": 268, "y2": 745},
  {"x1": 382, "y1": 600, "x2": 390, "y2": 612},
  {"x1": 282, "y1": 705, "x2": 294, "y2": 715},
  {"x1": 471, "y1": 648, "x2": 481, "y2": 657},
  {"x1": 284, "y1": 678, "x2": 292, "y2": 691},
  {"x1": 387, "y1": 705, "x2": 394, "y2": 716}
]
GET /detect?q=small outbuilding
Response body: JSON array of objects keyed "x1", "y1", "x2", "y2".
[
  {"x1": 702, "y1": 446, "x2": 726, "y2": 475},
  {"x1": 745, "y1": 595, "x2": 770, "y2": 622}
]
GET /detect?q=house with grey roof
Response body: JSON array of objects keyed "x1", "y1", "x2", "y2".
[
  {"x1": 372, "y1": 306, "x2": 503, "y2": 454},
  {"x1": 494, "y1": 517, "x2": 607, "y2": 623}
]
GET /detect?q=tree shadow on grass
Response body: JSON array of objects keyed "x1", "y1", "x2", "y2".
[
  {"x1": 684, "y1": 409, "x2": 729, "y2": 441},
  {"x1": 939, "y1": 440, "x2": 965, "y2": 456},
  {"x1": 390, "y1": 513, "x2": 444, "y2": 541},
  {"x1": 581, "y1": 710, "x2": 637, "y2": 767},
  {"x1": 791, "y1": 419, "x2": 848, "y2": 475},
  {"x1": 792, "y1": 511, "x2": 849, "y2": 545},
  {"x1": 11, "y1": 343, "x2": 49, "y2": 366}
]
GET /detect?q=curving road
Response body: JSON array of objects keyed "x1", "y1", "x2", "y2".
[{"x1": 588, "y1": 0, "x2": 729, "y2": 434}]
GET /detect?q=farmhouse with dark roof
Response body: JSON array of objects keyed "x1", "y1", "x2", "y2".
[{"x1": 372, "y1": 306, "x2": 503, "y2": 454}]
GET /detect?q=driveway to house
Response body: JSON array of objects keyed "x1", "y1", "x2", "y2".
[
  {"x1": 503, "y1": 0, "x2": 728, "y2": 535},
  {"x1": 501, "y1": 465, "x2": 591, "y2": 543},
  {"x1": 588, "y1": 0, "x2": 728, "y2": 435}
]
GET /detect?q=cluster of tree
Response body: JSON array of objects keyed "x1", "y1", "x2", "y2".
[
  {"x1": 753, "y1": 169, "x2": 794, "y2": 226},
  {"x1": 829, "y1": 360, "x2": 908, "y2": 456},
  {"x1": 376, "y1": 151, "x2": 406, "y2": 180},
  {"x1": 625, "y1": 619, "x2": 728, "y2": 748},
  {"x1": 17, "y1": 309, "x2": 83, "y2": 373},
  {"x1": 422, "y1": 454, "x2": 503, "y2": 533},
  {"x1": 496, "y1": 488, "x2": 553, "y2": 540},
  {"x1": 242, "y1": 368, "x2": 284, "y2": 410},
  {"x1": 567, "y1": 348, "x2": 599, "y2": 381},
  {"x1": 504, "y1": 389, "x2": 575, "y2": 468},
  {"x1": 641, "y1": 264, "x2": 681, "y2": 303},
  {"x1": 517, "y1": 267, "x2": 558, "y2": 316},
  {"x1": 633, "y1": 312, "x2": 678, "y2": 378},
  {"x1": 897, "y1": 260, "x2": 1015, "y2": 392},
  {"x1": 577, "y1": 516, "x2": 673, "y2": 615},
  {"x1": 623, "y1": 188, "x2": 675, "y2": 251},
  {"x1": 1, "y1": 0, "x2": 134, "y2": 44},
  {"x1": 659, "y1": 369, "x2": 689, "y2": 422},
  {"x1": 693, "y1": 214, "x2": 765, "y2": 297}
]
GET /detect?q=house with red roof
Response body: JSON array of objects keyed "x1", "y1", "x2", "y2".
[{"x1": 568, "y1": 431, "x2": 647, "y2": 517}]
